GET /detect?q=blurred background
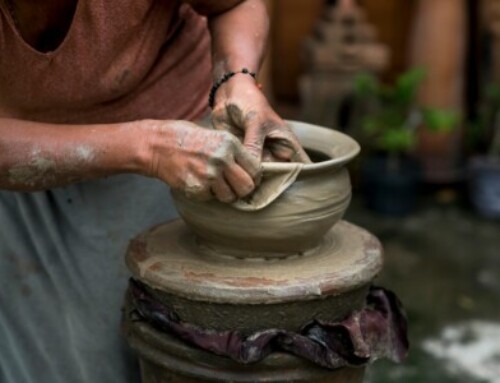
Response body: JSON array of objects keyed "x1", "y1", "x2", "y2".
[{"x1": 261, "y1": 0, "x2": 500, "y2": 382}]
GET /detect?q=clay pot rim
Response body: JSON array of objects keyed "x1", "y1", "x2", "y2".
[{"x1": 263, "y1": 120, "x2": 361, "y2": 175}]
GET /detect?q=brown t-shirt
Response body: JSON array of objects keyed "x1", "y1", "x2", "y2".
[{"x1": 0, "y1": 0, "x2": 211, "y2": 124}]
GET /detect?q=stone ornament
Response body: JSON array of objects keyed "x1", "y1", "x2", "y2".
[{"x1": 300, "y1": 0, "x2": 389, "y2": 130}]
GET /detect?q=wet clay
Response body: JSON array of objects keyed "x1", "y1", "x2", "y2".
[
  {"x1": 231, "y1": 162, "x2": 303, "y2": 211},
  {"x1": 7, "y1": 145, "x2": 95, "y2": 188},
  {"x1": 126, "y1": 220, "x2": 382, "y2": 304},
  {"x1": 172, "y1": 121, "x2": 360, "y2": 258}
]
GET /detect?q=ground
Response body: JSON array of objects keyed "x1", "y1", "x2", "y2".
[{"x1": 345, "y1": 195, "x2": 500, "y2": 383}]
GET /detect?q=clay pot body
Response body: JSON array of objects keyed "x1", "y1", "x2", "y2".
[{"x1": 172, "y1": 121, "x2": 360, "y2": 259}]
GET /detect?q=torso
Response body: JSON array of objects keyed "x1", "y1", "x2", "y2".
[{"x1": 0, "y1": 0, "x2": 211, "y2": 123}]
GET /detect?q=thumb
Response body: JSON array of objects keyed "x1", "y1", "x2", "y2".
[{"x1": 242, "y1": 117, "x2": 265, "y2": 160}]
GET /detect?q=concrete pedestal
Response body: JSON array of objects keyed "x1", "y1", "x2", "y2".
[{"x1": 123, "y1": 220, "x2": 383, "y2": 382}]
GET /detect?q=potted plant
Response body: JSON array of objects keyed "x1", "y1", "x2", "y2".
[
  {"x1": 354, "y1": 69, "x2": 459, "y2": 215},
  {"x1": 467, "y1": 85, "x2": 500, "y2": 218}
]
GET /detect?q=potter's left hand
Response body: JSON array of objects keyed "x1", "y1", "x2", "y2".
[{"x1": 211, "y1": 75, "x2": 311, "y2": 163}]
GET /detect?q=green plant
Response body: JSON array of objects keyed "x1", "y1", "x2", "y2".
[
  {"x1": 355, "y1": 68, "x2": 423, "y2": 155},
  {"x1": 354, "y1": 68, "x2": 460, "y2": 170},
  {"x1": 422, "y1": 109, "x2": 460, "y2": 134},
  {"x1": 469, "y1": 84, "x2": 500, "y2": 158}
]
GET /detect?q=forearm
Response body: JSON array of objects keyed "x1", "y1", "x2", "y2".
[
  {"x1": 208, "y1": 0, "x2": 269, "y2": 79},
  {"x1": 0, "y1": 118, "x2": 150, "y2": 191},
  {"x1": 183, "y1": 0, "x2": 308, "y2": 163}
]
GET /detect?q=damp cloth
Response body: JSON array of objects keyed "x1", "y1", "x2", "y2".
[
  {"x1": 127, "y1": 279, "x2": 409, "y2": 369},
  {"x1": 231, "y1": 162, "x2": 303, "y2": 211}
]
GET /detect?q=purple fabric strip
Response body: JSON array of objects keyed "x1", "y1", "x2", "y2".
[{"x1": 128, "y1": 279, "x2": 409, "y2": 369}]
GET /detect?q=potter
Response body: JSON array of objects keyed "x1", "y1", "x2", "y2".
[
  {"x1": 0, "y1": 0, "x2": 409, "y2": 381},
  {"x1": 0, "y1": 1, "x2": 310, "y2": 382}
]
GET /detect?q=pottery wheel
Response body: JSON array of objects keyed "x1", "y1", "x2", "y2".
[{"x1": 126, "y1": 219, "x2": 383, "y2": 332}]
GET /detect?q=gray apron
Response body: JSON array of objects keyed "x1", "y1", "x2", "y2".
[{"x1": 0, "y1": 175, "x2": 178, "y2": 382}]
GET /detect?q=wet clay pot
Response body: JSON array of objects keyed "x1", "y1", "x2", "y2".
[{"x1": 172, "y1": 120, "x2": 360, "y2": 259}]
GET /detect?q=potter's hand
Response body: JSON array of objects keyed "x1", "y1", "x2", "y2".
[
  {"x1": 211, "y1": 76, "x2": 311, "y2": 163},
  {"x1": 145, "y1": 120, "x2": 260, "y2": 203}
]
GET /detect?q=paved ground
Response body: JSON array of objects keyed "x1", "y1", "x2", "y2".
[{"x1": 345, "y1": 196, "x2": 500, "y2": 383}]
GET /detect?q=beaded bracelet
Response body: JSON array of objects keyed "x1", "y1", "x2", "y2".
[{"x1": 209, "y1": 68, "x2": 257, "y2": 108}]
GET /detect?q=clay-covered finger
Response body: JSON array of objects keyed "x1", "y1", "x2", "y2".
[
  {"x1": 184, "y1": 184, "x2": 212, "y2": 201},
  {"x1": 264, "y1": 121, "x2": 311, "y2": 163},
  {"x1": 233, "y1": 142, "x2": 261, "y2": 181},
  {"x1": 242, "y1": 116, "x2": 265, "y2": 160},
  {"x1": 224, "y1": 163, "x2": 256, "y2": 198},
  {"x1": 269, "y1": 138, "x2": 311, "y2": 164},
  {"x1": 291, "y1": 144, "x2": 311, "y2": 163},
  {"x1": 182, "y1": 174, "x2": 212, "y2": 201},
  {"x1": 261, "y1": 148, "x2": 275, "y2": 162},
  {"x1": 211, "y1": 177, "x2": 237, "y2": 203}
]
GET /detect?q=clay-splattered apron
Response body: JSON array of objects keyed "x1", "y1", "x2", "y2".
[{"x1": 0, "y1": 0, "x2": 211, "y2": 382}]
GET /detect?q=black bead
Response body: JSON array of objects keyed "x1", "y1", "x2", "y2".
[{"x1": 208, "y1": 68, "x2": 259, "y2": 109}]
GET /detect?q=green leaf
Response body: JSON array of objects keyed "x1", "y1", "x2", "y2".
[
  {"x1": 354, "y1": 73, "x2": 378, "y2": 96},
  {"x1": 356, "y1": 68, "x2": 429, "y2": 153},
  {"x1": 377, "y1": 128, "x2": 415, "y2": 153},
  {"x1": 395, "y1": 68, "x2": 426, "y2": 104},
  {"x1": 422, "y1": 108, "x2": 460, "y2": 133},
  {"x1": 486, "y1": 84, "x2": 500, "y2": 102},
  {"x1": 362, "y1": 117, "x2": 380, "y2": 135}
]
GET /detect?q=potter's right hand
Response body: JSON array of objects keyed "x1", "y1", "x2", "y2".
[{"x1": 143, "y1": 120, "x2": 260, "y2": 203}]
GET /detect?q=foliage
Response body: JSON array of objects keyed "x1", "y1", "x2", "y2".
[
  {"x1": 355, "y1": 68, "x2": 459, "y2": 155},
  {"x1": 422, "y1": 109, "x2": 460, "y2": 133},
  {"x1": 468, "y1": 84, "x2": 500, "y2": 157}
]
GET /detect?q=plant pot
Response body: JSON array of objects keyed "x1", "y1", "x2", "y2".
[
  {"x1": 362, "y1": 156, "x2": 421, "y2": 216},
  {"x1": 468, "y1": 156, "x2": 500, "y2": 218}
]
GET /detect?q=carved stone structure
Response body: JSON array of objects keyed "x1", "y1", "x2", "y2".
[{"x1": 300, "y1": 0, "x2": 389, "y2": 130}]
